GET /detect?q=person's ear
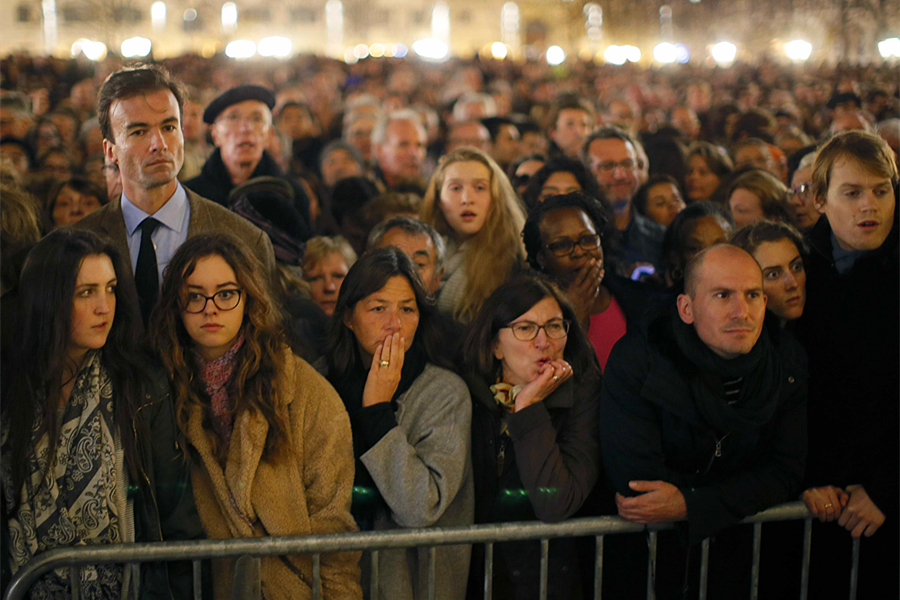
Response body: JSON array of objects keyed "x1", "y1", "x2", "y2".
[
  {"x1": 210, "y1": 124, "x2": 221, "y2": 147},
  {"x1": 102, "y1": 138, "x2": 116, "y2": 163},
  {"x1": 492, "y1": 339, "x2": 504, "y2": 361},
  {"x1": 814, "y1": 194, "x2": 827, "y2": 214},
  {"x1": 676, "y1": 293, "x2": 694, "y2": 325}
]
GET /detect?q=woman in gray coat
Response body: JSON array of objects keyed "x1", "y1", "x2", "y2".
[{"x1": 325, "y1": 248, "x2": 474, "y2": 600}]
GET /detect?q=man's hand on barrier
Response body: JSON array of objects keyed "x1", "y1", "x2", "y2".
[
  {"x1": 838, "y1": 485, "x2": 885, "y2": 538},
  {"x1": 802, "y1": 486, "x2": 849, "y2": 522},
  {"x1": 616, "y1": 481, "x2": 687, "y2": 524}
]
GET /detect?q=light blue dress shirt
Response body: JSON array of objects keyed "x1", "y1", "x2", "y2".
[{"x1": 121, "y1": 183, "x2": 191, "y2": 282}]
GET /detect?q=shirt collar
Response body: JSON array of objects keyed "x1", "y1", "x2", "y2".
[{"x1": 121, "y1": 182, "x2": 189, "y2": 235}]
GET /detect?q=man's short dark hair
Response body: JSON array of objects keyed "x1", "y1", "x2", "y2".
[
  {"x1": 98, "y1": 66, "x2": 185, "y2": 143},
  {"x1": 367, "y1": 216, "x2": 446, "y2": 270}
]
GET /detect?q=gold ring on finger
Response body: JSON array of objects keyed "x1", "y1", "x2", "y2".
[
  {"x1": 380, "y1": 360, "x2": 390, "y2": 368},
  {"x1": 825, "y1": 503, "x2": 833, "y2": 508}
]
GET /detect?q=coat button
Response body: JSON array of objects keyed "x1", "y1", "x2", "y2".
[{"x1": 788, "y1": 376, "x2": 795, "y2": 383}]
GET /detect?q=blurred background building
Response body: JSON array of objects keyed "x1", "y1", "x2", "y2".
[{"x1": 1, "y1": 0, "x2": 898, "y2": 63}]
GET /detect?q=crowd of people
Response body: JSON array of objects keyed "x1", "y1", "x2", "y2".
[{"x1": 0, "y1": 51, "x2": 898, "y2": 599}]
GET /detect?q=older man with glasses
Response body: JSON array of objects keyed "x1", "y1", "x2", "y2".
[{"x1": 185, "y1": 85, "x2": 313, "y2": 240}]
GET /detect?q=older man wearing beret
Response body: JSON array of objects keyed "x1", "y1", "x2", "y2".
[{"x1": 185, "y1": 85, "x2": 313, "y2": 240}]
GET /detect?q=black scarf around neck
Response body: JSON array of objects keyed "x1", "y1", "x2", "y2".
[{"x1": 671, "y1": 314, "x2": 783, "y2": 435}]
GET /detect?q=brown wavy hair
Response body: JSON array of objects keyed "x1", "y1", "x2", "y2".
[{"x1": 149, "y1": 233, "x2": 290, "y2": 461}]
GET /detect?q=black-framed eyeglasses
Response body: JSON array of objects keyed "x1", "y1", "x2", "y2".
[
  {"x1": 546, "y1": 234, "x2": 601, "y2": 257},
  {"x1": 503, "y1": 318, "x2": 570, "y2": 341},
  {"x1": 593, "y1": 159, "x2": 636, "y2": 174},
  {"x1": 183, "y1": 289, "x2": 244, "y2": 313}
]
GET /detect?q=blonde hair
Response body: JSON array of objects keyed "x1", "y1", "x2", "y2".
[
  {"x1": 421, "y1": 148, "x2": 526, "y2": 322},
  {"x1": 301, "y1": 236, "x2": 357, "y2": 275}
]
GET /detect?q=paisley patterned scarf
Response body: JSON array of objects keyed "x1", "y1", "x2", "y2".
[{"x1": 1, "y1": 350, "x2": 124, "y2": 599}]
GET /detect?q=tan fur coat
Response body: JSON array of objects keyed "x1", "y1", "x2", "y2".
[{"x1": 188, "y1": 350, "x2": 362, "y2": 599}]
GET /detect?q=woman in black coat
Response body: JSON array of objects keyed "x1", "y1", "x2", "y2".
[{"x1": 461, "y1": 276, "x2": 602, "y2": 600}]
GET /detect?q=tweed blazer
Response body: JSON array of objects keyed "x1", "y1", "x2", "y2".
[{"x1": 72, "y1": 188, "x2": 276, "y2": 291}]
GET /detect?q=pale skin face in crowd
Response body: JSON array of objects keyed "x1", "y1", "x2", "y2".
[
  {"x1": 644, "y1": 182, "x2": 686, "y2": 227},
  {"x1": 815, "y1": 157, "x2": 896, "y2": 252},
  {"x1": 490, "y1": 124, "x2": 520, "y2": 167},
  {"x1": 439, "y1": 160, "x2": 492, "y2": 242},
  {"x1": 446, "y1": 122, "x2": 491, "y2": 153},
  {"x1": 551, "y1": 108, "x2": 592, "y2": 158},
  {"x1": 735, "y1": 144, "x2": 776, "y2": 174},
  {"x1": 374, "y1": 228, "x2": 443, "y2": 294},
  {"x1": 586, "y1": 137, "x2": 640, "y2": 221},
  {"x1": 729, "y1": 188, "x2": 766, "y2": 229},
  {"x1": 181, "y1": 255, "x2": 246, "y2": 362},
  {"x1": 492, "y1": 296, "x2": 573, "y2": 412},
  {"x1": 345, "y1": 276, "x2": 419, "y2": 408},
  {"x1": 103, "y1": 88, "x2": 184, "y2": 214},
  {"x1": 789, "y1": 166, "x2": 820, "y2": 231},
  {"x1": 514, "y1": 159, "x2": 545, "y2": 196},
  {"x1": 685, "y1": 155, "x2": 721, "y2": 202},
  {"x1": 752, "y1": 238, "x2": 806, "y2": 321},
  {"x1": 211, "y1": 99, "x2": 272, "y2": 186},
  {"x1": 52, "y1": 185, "x2": 102, "y2": 228},
  {"x1": 376, "y1": 119, "x2": 427, "y2": 186},
  {"x1": 68, "y1": 254, "x2": 117, "y2": 367},
  {"x1": 304, "y1": 252, "x2": 351, "y2": 317},
  {"x1": 344, "y1": 116, "x2": 377, "y2": 162},
  {"x1": 539, "y1": 171, "x2": 582, "y2": 202},
  {"x1": 320, "y1": 148, "x2": 362, "y2": 188}
]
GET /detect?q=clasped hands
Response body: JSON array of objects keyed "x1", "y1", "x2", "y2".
[
  {"x1": 616, "y1": 480, "x2": 688, "y2": 524},
  {"x1": 802, "y1": 484, "x2": 885, "y2": 538}
]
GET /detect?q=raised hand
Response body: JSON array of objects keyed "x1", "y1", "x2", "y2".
[
  {"x1": 362, "y1": 332, "x2": 406, "y2": 407},
  {"x1": 514, "y1": 360, "x2": 573, "y2": 412}
]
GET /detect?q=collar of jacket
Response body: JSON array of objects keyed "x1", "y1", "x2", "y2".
[
  {"x1": 200, "y1": 147, "x2": 285, "y2": 199},
  {"x1": 806, "y1": 201, "x2": 900, "y2": 271},
  {"x1": 466, "y1": 369, "x2": 576, "y2": 413}
]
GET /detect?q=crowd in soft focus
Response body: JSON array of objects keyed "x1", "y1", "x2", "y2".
[{"x1": 0, "y1": 52, "x2": 898, "y2": 600}]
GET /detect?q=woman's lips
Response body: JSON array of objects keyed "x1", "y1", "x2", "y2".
[{"x1": 201, "y1": 323, "x2": 223, "y2": 331}]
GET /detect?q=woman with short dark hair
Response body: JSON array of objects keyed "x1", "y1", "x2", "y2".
[
  {"x1": 461, "y1": 275, "x2": 601, "y2": 600},
  {"x1": 324, "y1": 247, "x2": 473, "y2": 600}
]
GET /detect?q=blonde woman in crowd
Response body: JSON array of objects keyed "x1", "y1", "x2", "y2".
[
  {"x1": 302, "y1": 235, "x2": 358, "y2": 317},
  {"x1": 421, "y1": 148, "x2": 526, "y2": 323}
]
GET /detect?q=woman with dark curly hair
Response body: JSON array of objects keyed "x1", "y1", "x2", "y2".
[{"x1": 521, "y1": 156, "x2": 609, "y2": 212}]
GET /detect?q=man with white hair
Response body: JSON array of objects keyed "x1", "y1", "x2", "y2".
[
  {"x1": 372, "y1": 109, "x2": 428, "y2": 192},
  {"x1": 452, "y1": 93, "x2": 497, "y2": 123}
]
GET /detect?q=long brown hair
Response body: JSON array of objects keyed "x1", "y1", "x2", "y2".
[
  {"x1": 421, "y1": 147, "x2": 526, "y2": 322},
  {"x1": 149, "y1": 234, "x2": 290, "y2": 460}
]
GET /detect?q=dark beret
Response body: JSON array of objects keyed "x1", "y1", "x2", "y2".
[{"x1": 203, "y1": 85, "x2": 276, "y2": 124}]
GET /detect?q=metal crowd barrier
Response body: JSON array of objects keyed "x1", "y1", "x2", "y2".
[{"x1": 3, "y1": 501, "x2": 862, "y2": 600}]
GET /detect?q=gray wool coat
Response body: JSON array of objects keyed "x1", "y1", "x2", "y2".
[{"x1": 360, "y1": 364, "x2": 474, "y2": 600}]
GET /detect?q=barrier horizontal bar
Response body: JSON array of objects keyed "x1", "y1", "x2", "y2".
[{"x1": 4, "y1": 502, "x2": 812, "y2": 600}]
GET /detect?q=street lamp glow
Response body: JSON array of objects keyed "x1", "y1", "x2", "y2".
[
  {"x1": 878, "y1": 37, "x2": 900, "y2": 58},
  {"x1": 654, "y1": 42, "x2": 676, "y2": 63},
  {"x1": 491, "y1": 42, "x2": 509, "y2": 59},
  {"x1": 412, "y1": 38, "x2": 449, "y2": 60},
  {"x1": 392, "y1": 43, "x2": 409, "y2": 58},
  {"x1": 546, "y1": 45, "x2": 566, "y2": 65},
  {"x1": 674, "y1": 43, "x2": 690, "y2": 63},
  {"x1": 785, "y1": 39, "x2": 812, "y2": 61},
  {"x1": 225, "y1": 39, "x2": 256, "y2": 59},
  {"x1": 121, "y1": 37, "x2": 152, "y2": 58},
  {"x1": 711, "y1": 41, "x2": 736, "y2": 64},
  {"x1": 258, "y1": 36, "x2": 292, "y2": 58},
  {"x1": 353, "y1": 44, "x2": 369, "y2": 59},
  {"x1": 623, "y1": 45, "x2": 641, "y2": 63},
  {"x1": 151, "y1": 1, "x2": 166, "y2": 30},
  {"x1": 369, "y1": 43, "x2": 385, "y2": 58},
  {"x1": 343, "y1": 48, "x2": 358, "y2": 64},
  {"x1": 604, "y1": 45, "x2": 626, "y2": 65},
  {"x1": 222, "y1": 2, "x2": 237, "y2": 31}
]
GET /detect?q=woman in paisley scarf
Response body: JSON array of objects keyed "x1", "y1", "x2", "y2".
[
  {"x1": 1, "y1": 229, "x2": 203, "y2": 599},
  {"x1": 460, "y1": 276, "x2": 602, "y2": 600},
  {"x1": 149, "y1": 233, "x2": 361, "y2": 599}
]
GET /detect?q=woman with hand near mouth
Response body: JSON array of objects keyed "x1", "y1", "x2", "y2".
[
  {"x1": 1, "y1": 230, "x2": 203, "y2": 598},
  {"x1": 522, "y1": 192, "x2": 650, "y2": 370},
  {"x1": 461, "y1": 276, "x2": 601, "y2": 600},
  {"x1": 150, "y1": 233, "x2": 361, "y2": 599},
  {"x1": 324, "y1": 247, "x2": 474, "y2": 600},
  {"x1": 731, "y1": 220, "x2": 807, "y2": 325},
  {"x1": 422, "y1": 148, "x2": 526, "y2": 323}
]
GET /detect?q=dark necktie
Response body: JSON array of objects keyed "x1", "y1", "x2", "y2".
[{"x1": 135, "y1": 217, "x2": 161, "y2": 324}]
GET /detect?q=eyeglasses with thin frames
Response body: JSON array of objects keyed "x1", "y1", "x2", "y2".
[
  {"x1": 503, "y1": 318, "x2": 570, "y2": 341},
  {"x1": 183, "y1": 289, "x2": 244, "y2": 313},
  {"x1": 546, "y1": 234, "x2": 601, "y2": 257}
]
